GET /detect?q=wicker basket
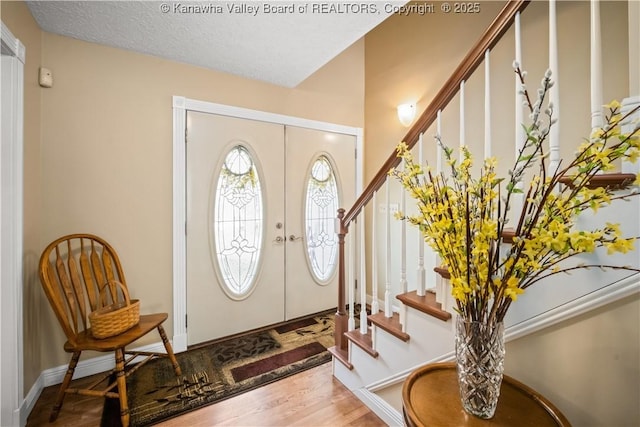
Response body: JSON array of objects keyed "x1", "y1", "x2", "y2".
[{"x1": 89, "y1": 280, "x2": 140, "y2": 339}]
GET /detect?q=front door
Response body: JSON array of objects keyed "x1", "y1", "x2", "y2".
[
  {"x1": 186, "y1": 111, "x2": 355, "y2": 345},
  {"x1": 284, "y1": 126, "x2": 356, "y2": 319}
]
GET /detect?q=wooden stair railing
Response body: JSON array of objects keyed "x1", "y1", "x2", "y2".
[
  {"x1": 331, "y1": 0, "x2": 532, "y2": 356},
  {"x1": 342, "y1": 0, "x2": 531, "y2": 228}
]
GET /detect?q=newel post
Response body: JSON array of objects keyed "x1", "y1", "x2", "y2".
[{"x1": 335, "y1": 208, "x2": 349, "y2": 350}]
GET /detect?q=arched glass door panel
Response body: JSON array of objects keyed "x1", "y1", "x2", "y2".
[
  {"x1": 213, "y1": 144, "x2": 264, "y2": 298},
  {"x1": 304, "y1": 154, "x2": 340, "y2": 284}
]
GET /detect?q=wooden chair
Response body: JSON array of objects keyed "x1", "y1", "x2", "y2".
[{"x1": 38, "y1": 233, "x2": 182, "y2": 427}]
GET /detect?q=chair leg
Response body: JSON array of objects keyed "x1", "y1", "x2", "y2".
[
  {"x1": 50, "y1": 351, "x2": 81, "y2": 422},
  {"x1": 157, "y1": 325, "x2": 182, "y2": 376},
  {"x1": 115, "y1": 348, "x2": 130, "y2": 427}
]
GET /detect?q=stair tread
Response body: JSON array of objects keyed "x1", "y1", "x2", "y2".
[
  {"x1": 368, "y1": 312, "x2": 410, "y2": 342},
  {"x1": 345, "y1": 329, "x2": 378, "y2": 358},
  {"x1": 397, "y1": 290, "x2": 452, "y2": 322},
  {"x1": 328, "y1": 345, "x2": 353, "y2": 370},
  {"x1": 434, "y1": 266, "x2": 450, "y2": 279}
]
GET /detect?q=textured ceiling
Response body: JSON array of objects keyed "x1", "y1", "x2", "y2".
[{"x1": 26, "y1": 1, "x2": 406, "y2": 87}]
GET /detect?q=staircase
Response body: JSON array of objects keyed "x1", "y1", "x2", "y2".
[{"x1": 328, "y1": 1, "x2": 640, "y2": 425}]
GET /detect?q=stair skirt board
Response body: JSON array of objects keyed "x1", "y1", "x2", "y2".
[
  {"x1": 354, "y1": 387, "x2": 404, "y2": 427},
  {"x1": 335, "y1": 274, "x2": 640, "y2": 419}
]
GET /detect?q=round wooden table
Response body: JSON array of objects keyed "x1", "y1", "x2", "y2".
[{"x1": 402, "y1": 362, "x2": 571, "y2": 427}]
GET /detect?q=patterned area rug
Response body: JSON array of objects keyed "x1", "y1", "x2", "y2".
[{"x1": 101, "y1": 311, "x2": 334, "y2": 426}]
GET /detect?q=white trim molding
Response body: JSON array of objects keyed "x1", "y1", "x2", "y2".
[
  {"x1": 1, "y1": 23, "x2": 26, "y2": 62},
  {"x1": 172, "y1": 96, "x2": 188, "y2": 352},
  {"x1": 354, "y1": 387, "x2": 404, "y2": 427},
  {"x1": 1, "y1": 21, "x2": 25, "y2": 427},
  {"x1": 172, "y1": 96, "x2": 363, "y2": 350}
]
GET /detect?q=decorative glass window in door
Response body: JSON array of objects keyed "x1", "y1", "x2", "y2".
[
  {"x1": 213, "y1": 145, "x2": 264, "y2": 298},
  {"x1": 304, "y1": 155, "x2": 340, "y2": 283}
]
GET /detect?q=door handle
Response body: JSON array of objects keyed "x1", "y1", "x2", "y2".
[
  {"x1": 288, "y1": 235, "x2": 303, "y2": 242},
  {"x1": 274, "y1": 236, "x2": 285, "y2": 244}
]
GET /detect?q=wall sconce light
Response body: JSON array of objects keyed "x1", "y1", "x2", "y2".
[{"x1": 397, "y1": 103, "x2": 416, "y2": 127}]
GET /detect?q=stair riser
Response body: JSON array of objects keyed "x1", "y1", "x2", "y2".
[{"x1": 338, "y1": 309, "x2": 456, "y2": 390}]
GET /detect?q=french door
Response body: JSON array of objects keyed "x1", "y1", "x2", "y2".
[
  {"x1": 186, "y1": 111, "x2": 355, "y2": 345},
  {"x1": 284, "y1": 126, "x2": 356, "y2": 319}
]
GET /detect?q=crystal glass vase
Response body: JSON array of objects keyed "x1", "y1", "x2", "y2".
[{"x1": 455, "y1": 316, "x2": 505, "y2": 419}]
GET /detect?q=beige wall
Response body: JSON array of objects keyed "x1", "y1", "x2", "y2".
[
  {"x1": 1, "y1": 0, "x2": 44, "y2": 394},
  {"x1": 505, "y1": 293, "x2": 640, "y2": 426},
  {"x1": 363, "y1": 1, "x2": 505, "y2": 183}
]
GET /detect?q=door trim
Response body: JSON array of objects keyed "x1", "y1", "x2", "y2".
[
  {"x1": 1, "y1": 21, "x2": 25, "y2": 427},
  {"x1": 172, "y1": 96, "x2": 363, "y2": 351}
]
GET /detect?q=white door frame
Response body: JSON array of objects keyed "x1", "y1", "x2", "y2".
[
  {"x1": 172, "y1": 96, "x2": 363, "y2": 351},
  {"x1": 1, "y1": 22, "x2": 25, "y2": 427}
]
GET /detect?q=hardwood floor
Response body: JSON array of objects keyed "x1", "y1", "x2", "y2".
[{"x1": 27, "y1": 362, "x2": 386, "y2": 426}]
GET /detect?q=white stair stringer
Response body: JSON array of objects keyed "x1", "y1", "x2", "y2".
[
  {"x1": 354, "y1": 387, "x2": 404, "y2": 427},
  {"x1": 354, "y1": 350, "x2": 457, "y2": 427},
  {"x1": 332, "y1": 273, "x2": 639, "y2": 422}
]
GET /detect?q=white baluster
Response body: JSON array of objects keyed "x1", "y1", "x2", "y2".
[
  {"x1": 399, "y1": 158, "x2": 408, "y2": 331},
  {"x1": 371, "y1": 191, "x2": 380, "y2": 314},
  {"x1": 441, "y1": 276, "x2": 450, "y2": 313},
  {"x1": 359, "y1": 211, "x2": 368, "y2": 334},
  {"x1": 514, "y1": 11, "x2": 525, "y2": 217},
  {"x1": 417, "y1": 133, "x2": 426, "y2": 297},
  {"x1": 515, "y1": 11, "x2": 523, "y2": 147},
  {"x1": 435, "y1": 110, "x2": 444, "y2": 304},
  {"x1": 400, "y1": 158, "x2": 407, "y2": 296},
  {"x1": 348, "y1": 219, "x2": 355, "y2": 332},
  {"x1": 590, "y1": 0, "x2": 603, "y2": 131},
  {"x1": 460, "y1": 80, "x2": 466, "y2": 160},
  {"x1": 485, "y1": 49, "x2": 492, "y2": 159},
  {"x1": 549, "y1": 0, "x2": 561, "y2": 175},
  {"x1": 425, "y1": 248, "x2": 438, "y2": 296},
  {"x1": 384, "y1": 179, "x2": 392, "y2": 318},
  {"x1": 436, "y1": 110, "x2": 443, "y2": 173},
  {"x1": 622, "y1": 97, "x2": 640, "y2": 174}
]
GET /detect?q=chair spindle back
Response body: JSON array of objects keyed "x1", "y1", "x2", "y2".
[{"x1": 39, "y1": 234, "x2": 127, "y2": 343}]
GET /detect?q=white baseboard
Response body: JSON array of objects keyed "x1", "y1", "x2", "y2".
[
  {"x1": 20, "y1": 376, "x2": 44, "y2": 427},
  {"x1": 20, "y1": 340, "x2": 168, "y2": 424},
  {"x1": 172, "y1": 333, "x2": 188, "y2": 353},
  {"x1": 354, "y1": 387, "x2": 404, "y2": 427}
]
